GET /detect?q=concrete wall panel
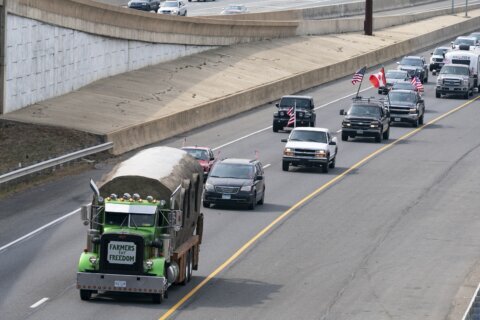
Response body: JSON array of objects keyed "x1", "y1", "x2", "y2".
[{"x1": 4, "y1": 14, "x2": 216, "y2": 113}]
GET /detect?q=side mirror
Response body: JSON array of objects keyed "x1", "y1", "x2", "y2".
[
  {"x1": 80, "y1": 205, "x2": 91, "y2": 223},
  {"x1": 256, "y1": 175, "x2": 264, "y2": 181},
  {"x1": 430, "y1": 52, "x2": 433, "y2": 55},
  {"x1": 418, "y1": 99, "x2": 424, "y2": 103},
  {"x1": 432, "y1": 70, "x2": 437, "y2": 76},
  {"x1": 329, "y1": 140, "x2": 336, "y2": 146},
  {"x1": 339, "y1": 109, "x2": 345, "y2": 115},
  {"x1": 281, "y1": 138, "x2": 288, "y2": 143},
  {"x1": 275, "y1": 103, "x2": 279, "y2": 108}
]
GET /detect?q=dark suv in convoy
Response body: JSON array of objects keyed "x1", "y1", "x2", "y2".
[
  {"x1": 340, "y1": 97, "x2": 390, "y2": 143},
  {"x1": 397, "y1": 56, "x2": 428, "y2": 83},
  {"x1": 272, "y1": 95, "x2": 316, "y2": 132},
  {"x1": 203, "y1": 158, "x2": 265, "y2": 210},
  {"x1": 388, "y1": 90, "x2": 425, "y2": 127}
]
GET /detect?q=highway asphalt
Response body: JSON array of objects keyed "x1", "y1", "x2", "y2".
[
  {"x1": 1, "y1": 36, "x2": 480, "y2": 320},
  {"x1": 95, "y1": 0, "x2": 462, "y2": 17}
]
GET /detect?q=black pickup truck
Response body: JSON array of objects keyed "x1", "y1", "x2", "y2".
[
  {"x1": 272, "y1": 95, "x2": 316, "y2": 132},
  {"x1": 340, "y1": 97, "x2": 391, "y2": 143}
]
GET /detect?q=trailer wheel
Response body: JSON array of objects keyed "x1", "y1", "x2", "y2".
[
  {"x1": 80, "y1": 289, "x2": 92, "y2": 301},
  {"x1": 151, "y1": 293, "x2": 163, "y2": 304},
  {"x1": 181, "y1": 250, "x2": 192, "y2": 285}
]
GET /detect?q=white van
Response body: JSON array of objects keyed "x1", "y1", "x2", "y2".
[{"x1": 444, "y1": 49, "x2": 480, "y2": 88}]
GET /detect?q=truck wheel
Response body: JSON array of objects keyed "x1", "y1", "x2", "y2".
[
  {"x1": 341, "y1": 132, "x2": 348, "y2": 141},
  {"x1": 322, "y1": 162, "x2": 329, "y2": 173},
  {"x1": 328, "y1": 156, "x2": 336, "y2": 169},
  {"x1": 202, "y1": 201, "x2": 210, "y2": 208},
  {"x1": 181, "y1": 250, "x2": 192, "y2": 285},
  {"x1": 282, "y1": 161, "x2": 289, "y2": 171},
  {"x1": 257, "y1": 187, "x2": 265, "y2": 205},
  {"x1": 80, "y1": 289, "x2": 92, "y2": 301},
  {"x1": 248, "y1": 193, "x2": 256, "y2": 210},
  {"x1": 464, "y1": 92, "x2": 469, "y2": 99},
  {"x1": 419, "y1": 114, "x2": 424, "y2": 125},
  {"x1": 436, "y1": 91, "x2": 441, "y2": 98},
  {"x1": 375, "y1": 132, "x2": 382, "y2": 143},
  {"x1": 151, "y1": 293, "x2": 163, "y2": 304},
  {"x1": 383, "y1": 127, "x2": 390, "y2": 140},
  {"x1": 273, "y1": 124, "x2": 279, "y2": 133},
  {"x1": 412, "y1": 118, "x2": 419, "y2": 128}
]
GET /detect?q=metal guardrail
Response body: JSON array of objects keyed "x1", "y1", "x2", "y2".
[{"x1": 0, "y1": 142, "x2": 113, "y2": 184}]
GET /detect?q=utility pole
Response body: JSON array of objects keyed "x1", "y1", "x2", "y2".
[
  {"x1": 465, "y1": 0, "x2": 468, "y2": 17},
  {"x1": 452, "y1": 0, "x2": 454, "y2": 14},
  {"x1": 365, "y1": 0, "x2": 373, "y2": 36}
]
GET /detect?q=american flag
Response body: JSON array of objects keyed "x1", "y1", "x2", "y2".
[
  {"x1": 411, "y1": 76, "x2": 424, "y2": 92},
  {"x1": 287, "y1": 106, "x2": 295, "y2": 126},
  {"x1": 352, "y1": 66, "x2": 367, "y2": 85}
]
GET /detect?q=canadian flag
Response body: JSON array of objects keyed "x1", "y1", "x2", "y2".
[{"x1": 369, "y1": 67, "x2": 386, "y2": 88}]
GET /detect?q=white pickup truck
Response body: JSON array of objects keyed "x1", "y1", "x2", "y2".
[{"x1": 281, "y1": 127, "x2": 337, "y2": 173}]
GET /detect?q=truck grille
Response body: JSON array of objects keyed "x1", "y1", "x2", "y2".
[
  {"x1": 99, "y1": 234, "x2": 145, "y2": 275},
  {"x1": 390, "y1": 107, "x2": 409, "y2": 115},
  {"x1": 443, "y1": 78, "x2": 461, "y2": 86},
  {"x1": 401, "y1": 69, "x2": 416, "y2": 77},
  {"x1": 434, "y1": 58, "x2": 443, "y2": 62},
  {"x1": 293, "y1": 149, "x2": 316, "y2": 157},
  {"x1": 349, "y1": 120, "x2": 372, "y2": 129},
  {"x1": 215, "y1": 186, "x2": 239, "y2": 194}
]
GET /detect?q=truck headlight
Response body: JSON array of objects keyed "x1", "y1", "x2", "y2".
[
  {"x1": 463, "y1": 79, "x2": 469, "y2": 85},
  {"x1": 205, "y1": 183, "x2": 214, "y2": 191},
  {"x1": 315, "y1": 150, "x2": 326, "y2": 158},
  {"x1": 284, "y1": 148, "x2": 294, "y2": 156},
  {"x1": 273, "y1": 112, "x2": 279, "y2": 116},
  {"x1": 298, "y1": 112, "x2": 304, "y2": 118},
  {"x1": 437, "y1": 77, "x2": 443, "y2": 85},
  {"x1": 240, "y1": 185, "x2": 252, "y2": 192},
  {"x1": 89, "y1": 256, "x2": 98, "y2": 265},
  {"x1": 342, "y1": 121, "x2": 351, "y2": 127},
  {"x1": 370, "y1": 122, "x2": 379, "y2": 128},
  {"x1": 145, "y1": 259, "x2": 154, "y2": 270},
  {"x1": 409, "y1": 108, "x2": 417, "y2": 114},
  {"x1": 279, "y1": 111, "x2": 285, "y2": 116}
]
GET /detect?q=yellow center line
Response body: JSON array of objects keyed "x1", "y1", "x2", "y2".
[{"x1": 159, "y1": 96, "x2": 479, "y2": 320}]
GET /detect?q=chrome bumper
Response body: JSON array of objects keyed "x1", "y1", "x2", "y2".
[{"x1": 77, "y1": 272, "x2": 167, "y2": 294}]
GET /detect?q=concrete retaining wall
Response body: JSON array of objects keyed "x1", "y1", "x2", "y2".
[
  {"x1": 4, "y1": 14, "x2": 216, "y2": 113},
  {"x1": 297, "y1": 3, "x2": 480, "y2": 36},
  {"x1": 107, "y1": 13, "x2": 480, "y2": 154}
]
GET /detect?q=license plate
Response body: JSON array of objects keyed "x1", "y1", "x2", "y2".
[
  {"x1": 356, "y1": 130, "x2": 364, "y2": 134},
  {"x1": 394, "y1": 117, "x2": 401, "y2": 122},
  {"x1": 222, "y1": 194, "x2": 231, "y2": 200},
  {"x1": 114, "y1": 280, "x2": 127, "y2": 288}
]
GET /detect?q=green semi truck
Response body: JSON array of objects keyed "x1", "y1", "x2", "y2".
[{"x1": 77, "y1": 146, "x2": 204, "y2": 303}]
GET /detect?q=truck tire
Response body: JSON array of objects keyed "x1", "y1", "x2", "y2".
[
  {"x1": 328, "y1": 156, "x2": 336, "y2": 169},
  {"x1": 202, "y1": 201, "x2": 210, "y2": 208},
  {"x1": 181, "y1": 250, "x2": 192, "y2": 285},
  {"x1": 257, "y1": 187, "x2": 265, "y2": 205},
  {"x1": 80, "y1": 289, "x2": 92, "y2": 301},
  {"x1": 419, "y1": 114, "x2": 424, "y2": 125},
  {"x1": 436, "y1": 91, "x2": 441, "y2": 98},
  {"x1": 412, "y1": 118, "x2": 419, "y2": 128},
  {"x1": 464, "y1": 91, "x2": 469, "y2": 99},
  {"x1": 322, "y1": 163, "x2": 329, "y2": 173},
  {"x1": 383, "y1": 127, "x2": 390, "y2": 140},
  {"x1": 341, "y1": 132, "x2": 348, "y2": 141},
  {"x1": 151, "y1": 293, "x2": 163, "y2": 304},
  {"x1": 248, "y1": 193, "x2": 256, "y2": 210},
  {"x1": 273, "y1": 123, "x2": 279, "y2": 132},
  {"x1": 375, "y1": 132, "x2": 382, "y2": 143},
  {"x1": 282, "y1": 161, "x2": 289, "y2": 171}
]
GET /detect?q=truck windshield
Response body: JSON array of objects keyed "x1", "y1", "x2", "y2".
[
  {"x1": 440, "y1": 66, "x2": 469, "y2": 75},
  {"x1": 386, "y1": 71, "x2": 406, "y2": 79},
  {"x1": 454, "y1": 38, "x2": 475, "y2": 46},
  {"x1": 348, "y1": 105, "x2": 381, "y2": 117},
  {"x1": 400, "y1": 58, "x2": 423, "y2": 66},
  {"x1": 289, "y1": 130, "x2": 327, "y2": 143},
  {"x1": 105, "y1": 212, "x2": 155, "y2": 227},
  {"x1": 389, "y1": 92, "x2": 416, "y2": 104},
  {"x1": 434, "y1": 48, "x2": 448, "y2": 55},
  {"x1": 280, "y1": 98, "x2": 311, "y2": 109}
]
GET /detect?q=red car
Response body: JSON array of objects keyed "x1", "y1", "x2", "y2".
[{"x1": 181, "y1": 146, "x2": 216, "y2": 178}]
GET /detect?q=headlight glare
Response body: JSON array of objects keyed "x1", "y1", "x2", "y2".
[
  {"x1": 240, "y1": 185, "x2": 252, "y2": 192},
  {"x1": 284, "y1": 148, "x2": 294, "y2": 156},
  {"x1": 205, "y1": 183, "x2": 214, "y2": 191},
  {"x1": 315, "y1": 150, "x2": 326, "y2": 158}
]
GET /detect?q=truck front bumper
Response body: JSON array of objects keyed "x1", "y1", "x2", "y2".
[
  {"x1": 436, "y1": 85, "x2": 468, "y2": 94},
  {"x1": 390, "y1": 113, "x2": 419, "y2": 124},
  {"x1": 282, "y1": 156, "x2": 327, "y2": 167},
  {"x1": 341, "y1": 127, "x2": 381, "y2": 138},
  {"x1": 273, "y1": 118, "x2": 312, "y2": 128},
  {"x1": 77, "y1": 272, "x2": 167, "y2": 294}
]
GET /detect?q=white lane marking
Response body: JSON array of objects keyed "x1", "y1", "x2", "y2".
[
  {"x1": 212, "y1": 86, "x2": 373, "y2": 151},
  {"x1": 30, "y1": 297, "x2": 49, "y2": 309},
  {"x1": 0, "y1": 208, "x2": 80, "y2": 253},
  {"x1": 263, "y1": 164, "x2": 271, "y2": 169},
  {"x1": 0, "y1": 87, "x2": 372, "y2": 254}
]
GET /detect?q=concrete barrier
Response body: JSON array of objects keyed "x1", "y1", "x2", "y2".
[
  {"x1": 105, "y1": 11, "x2": 480, "y2": 154},
  {"x1": 6, "y1": 0, "x2": 298, "y2": 46},
  {"x1": 297, "y1": 3, "x2": 480, "y2": 35},
  {"x1": 202, "y1": 0, "x2": 441, "y2": 21}
]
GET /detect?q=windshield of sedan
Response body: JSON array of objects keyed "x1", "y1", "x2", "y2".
[
  {"x1": 454, "y1": 38, "x2": 475, "y2": 46},
  {"x1": 209, "y1": 163, "x2": 254, "y2": 179},
  {"x1": 440, "y1": 65, "x2": 469, "y2": 75},
  {"x1": 348, "y1": 105, "x2": 381, "y2": 117},
  {"x1": 105, "y1": 212, "x2": 155, "y2": 227},
  {"x1": 289, "y1": 130, "x2": 327, "y2": 143},
  {"x1": 400, "y1": 58, "x2": 423, "y2": 66},
  {"x1": 183, "y1": 148, "x2": 209, "y2": 160},
  {"x1": 162, "y1": 1, "x2": 178, "y2": 7},
  {"x1": 279, "y1": 98, "x2": 311, "y2": 109},
  {"x1": 386, "y1": 71, "x2": 407, "y2": 79},
  {"x1": 389, "y1": 92, "x2": 416, "y2": 104},
  {"x1": 433, "y1": 48, "x2": 448, "y2": 55}
]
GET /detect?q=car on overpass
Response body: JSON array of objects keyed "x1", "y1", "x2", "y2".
[
  {"x1": 221, "y1": 4, "x2": 249, "y2": 15},
  {"x1": 281, "y1": 127, "x2": 337, "y2": 173},
  {"x1": 127, "y1": 0, "x2": 160, "y2": 12},
  {"x1": 158, "y1": 0, "x2": 187, "y2": 16},
  {"x1": 203, "y1": 158, "x2": 265, "y2": 210}
]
